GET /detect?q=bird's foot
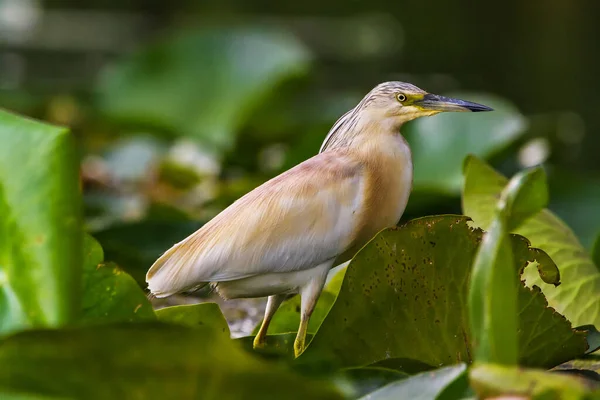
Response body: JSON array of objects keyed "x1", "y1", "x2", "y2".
[
  {"x1": 293, "y1": 336, "x2": 305, "y2": 358},
  {"x1": 253, "y1": 334, "x2": 267, "y2": 350}
]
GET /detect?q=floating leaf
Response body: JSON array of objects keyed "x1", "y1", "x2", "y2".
[
  {"x1": 462, "y1": 155, "x2": 600, "y2": 328},
  {"x1": 0, "y1": 323, "x2": 341, "y2": 400},
  {"x1": 80, "y1": 235, "x2": 154, "y2": 324},
  {"x1": 470, "y1": 363, "x2": 598, "y2": 399},
  {"x1": 469, "y1": 166, "x2": 548, "y2": 366},
  {"x1": 156, "y1": 303, "x2": 230, "y2": 337},
  {"x1": 343, "y1": 367, "x2": 408, "y2": 399},
  {"x1": 0, "y1": 110, "x2": 81, "y2": 335},
  {"x1": 359, "y1": 364, "x2": 467, "y2": 400},
  {"x1": 97, "y1": 26, "x2": 310, "y2": 153},
  {"x1": 301, "y1": 216, "x2": 586, "y2": 369}
]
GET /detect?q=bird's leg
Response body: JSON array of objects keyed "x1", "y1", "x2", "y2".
[
  {"x1": 293, "y1": 263, "x2": 331, "y2": 358},
  {"x1": 253, "y1": 294, "x2": 287, "y2": 349}
]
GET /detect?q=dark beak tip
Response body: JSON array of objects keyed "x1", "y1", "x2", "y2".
[{"x1": 469, "y1": 104, "x2": 494, "y2": 112}]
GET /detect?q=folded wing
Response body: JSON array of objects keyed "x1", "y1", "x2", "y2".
[{"x1": 146, "y1": 151, "x2": 365, "y2": 297}]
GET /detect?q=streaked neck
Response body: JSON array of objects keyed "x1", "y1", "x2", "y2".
[{"x1": 319, "y1": 108, "x2": 405, "y2": 153}]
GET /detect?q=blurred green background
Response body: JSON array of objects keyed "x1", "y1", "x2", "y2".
[{"x1": 1, "y1": 0, "x2": 598, "y2": 330}]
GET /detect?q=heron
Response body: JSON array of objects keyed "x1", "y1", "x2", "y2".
[{"x1": 146, "y1": 81, "x2": 492, "y2": 357}]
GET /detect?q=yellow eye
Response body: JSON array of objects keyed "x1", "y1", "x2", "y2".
[{"x1": 396, "y1": 93, "x2": 407, "y2": 102}]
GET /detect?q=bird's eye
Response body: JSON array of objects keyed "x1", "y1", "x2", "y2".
[{"x1": 396, "y1": 93, "x2": 407, "y2": 102}]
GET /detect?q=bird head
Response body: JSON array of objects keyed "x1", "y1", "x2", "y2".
[
  {"x1": 361, "y1": 81, "x2": 493, "y2": 125},
  {"x1": 320, "y1": 81, "x2": 493, "y2": 152}
]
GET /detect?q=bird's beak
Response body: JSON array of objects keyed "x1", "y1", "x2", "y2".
[{"x1": 415, "y1": 93, "x2": 493, "y2": 112}]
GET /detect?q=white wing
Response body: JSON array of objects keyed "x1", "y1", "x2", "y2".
[{"x1": 146, "y1": 151, "x2": 366, "y2": 297}]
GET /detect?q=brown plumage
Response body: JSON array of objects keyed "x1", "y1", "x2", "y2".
[{"x1": 146, "y1": 81, "x2": 492, "y2": 357}]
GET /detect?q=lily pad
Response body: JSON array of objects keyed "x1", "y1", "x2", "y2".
[
  {"x1": 359, "y1": 364, "x2": 467, "y2": 400},
  {"x1": 96, "y1": 26, "x2": 310, "y2": 153},
  {"x1": 80, "y1": 235, "x2": 155, "y2": 324},
  {"x1": 462, "y1": 155, "x2": 600, "y2": 329},
  {"x1": 301, "y1": 215, "x2": 586, "y2": 369},
  {"x1": 470, "y1": 362, "x2": 599, "y2": 399},
  {"x1": 156, "y1": 303, "x2": 230, "y2": 337},
  {"x1": 0, "y1": 323, "x2": 342, "y2": 400}
]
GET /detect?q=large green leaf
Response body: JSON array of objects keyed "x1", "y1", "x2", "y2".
[
  {"x1": 359, "y1": 364, "x2": 467, "y2": 400},
  {"x1": 404, "y1": 93, "x2": 527, "y2": 194},
  {"x1": 470, "y1": 363, "x2": 598, "y2": 399},
  {"x1": 301, "y1": 216, "x2": 586, "y2": 369},
  {"x1": 469, "y1": 167, "x2": 549, "y2": 365},
  {"x1": 96, "y1": 26, "x2": 310, "y2": 153},
  {"x1": 80, "y1": 235, "x2": 154, "y2": 324},
  {"x1": 462, "y1": 155, "x2": 600, "y2": 328},
  {"x1": 343, "y1": 367, "x2": 409, "y2": 399},
  {"x1": 0, "y1": 110, "x2": 81, "y2": 335},
  {"x1": 0, "y1": 323, "x2": 342, "y2": 400},
  {"x1": 156, "y1": 303, "x2": 230, "y2": 337}
]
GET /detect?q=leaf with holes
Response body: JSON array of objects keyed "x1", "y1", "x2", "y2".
[
  {"x1": 462, "y1": 155, "x2": 600, "y2": 328},
  {"x1": 300, "y1": 215, "x2": 586, "y2": 369}
]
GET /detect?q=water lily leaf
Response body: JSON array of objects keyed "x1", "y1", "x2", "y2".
[
  {"x1": 343, "y1": 367, "x2": 408, "y2": 399},
  {"x1": 97, "y1": 26, "x2": 310, "y2": 153},
  {"x1": 0, "y1": 323, "x2": 342, "y2": 400},
  {"x1": 404, "y1": 93, "x2": 527, "y2": 194},
  {"x1": 470, "y1": 362, "x2": 598, "y2": 399},
  {"x1": 0, "y1": 110, "x2": 81, "y2": 335},
  {"x1": 301, "y1": 216, "x2": 586, "y2": 369},
  {"x1": 156, "y1": 303, "x2": 230, "y2": 337},
  {"x1": 462, "y1": 155, "x2": 600, "y2": 329},
  {"x1": 359, "y1": 364, "x2": 467, "y2": 400},
  {"x1": 469, "y1": 166, "x2": 549, "y2": 365},
  {"x1": 80, "y1": 235, "x2": 154, "y2": 324}
]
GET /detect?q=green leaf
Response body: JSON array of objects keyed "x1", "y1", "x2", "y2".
[
  {"x1": 0, "y1": 110, "x2": 81, "y2": 335},
  {"x1": 0, "y1": 323, "x2": 342, "y2": 400},
  {"x1": 358, "y1": 364, "x2": 467, "y2": 400},
  {"x1": 96, "y1": 26, "x2": 310, "y2": 153},
  {"x1": 469, "y1": 221, "x2": 518, "y2": 365},
  {"x1": 80, "y1": 235, "x2": 154, "y2": 324},
  {"x1": 499, "y1": 167, "x2": 549, "y2": 231},
  {"x1": 469, "y1": 167, "x2": 548, "y2": 366},
  {"x1": 470, "y1": 363, "x2": 598, "y2": 399},
  {"x1": 343, "y1": 367, "x2": 408, "y2": 399},
  {"x1": 301, "y1": 216, "x2": 586, "y2": 369},
  {"x1": 462, "y1": 155, "x2": 600, "y2": 328},
  {"x1": 156, "y1": 303, "x2": 230, "y2": 337},
  {"x1": 405, "y1": 93, "x2": 527, "y2": 194}
]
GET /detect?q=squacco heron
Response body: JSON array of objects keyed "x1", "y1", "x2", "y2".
[{"x1": 146, "y1": 81, "x2": 492, "y2": 357}]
